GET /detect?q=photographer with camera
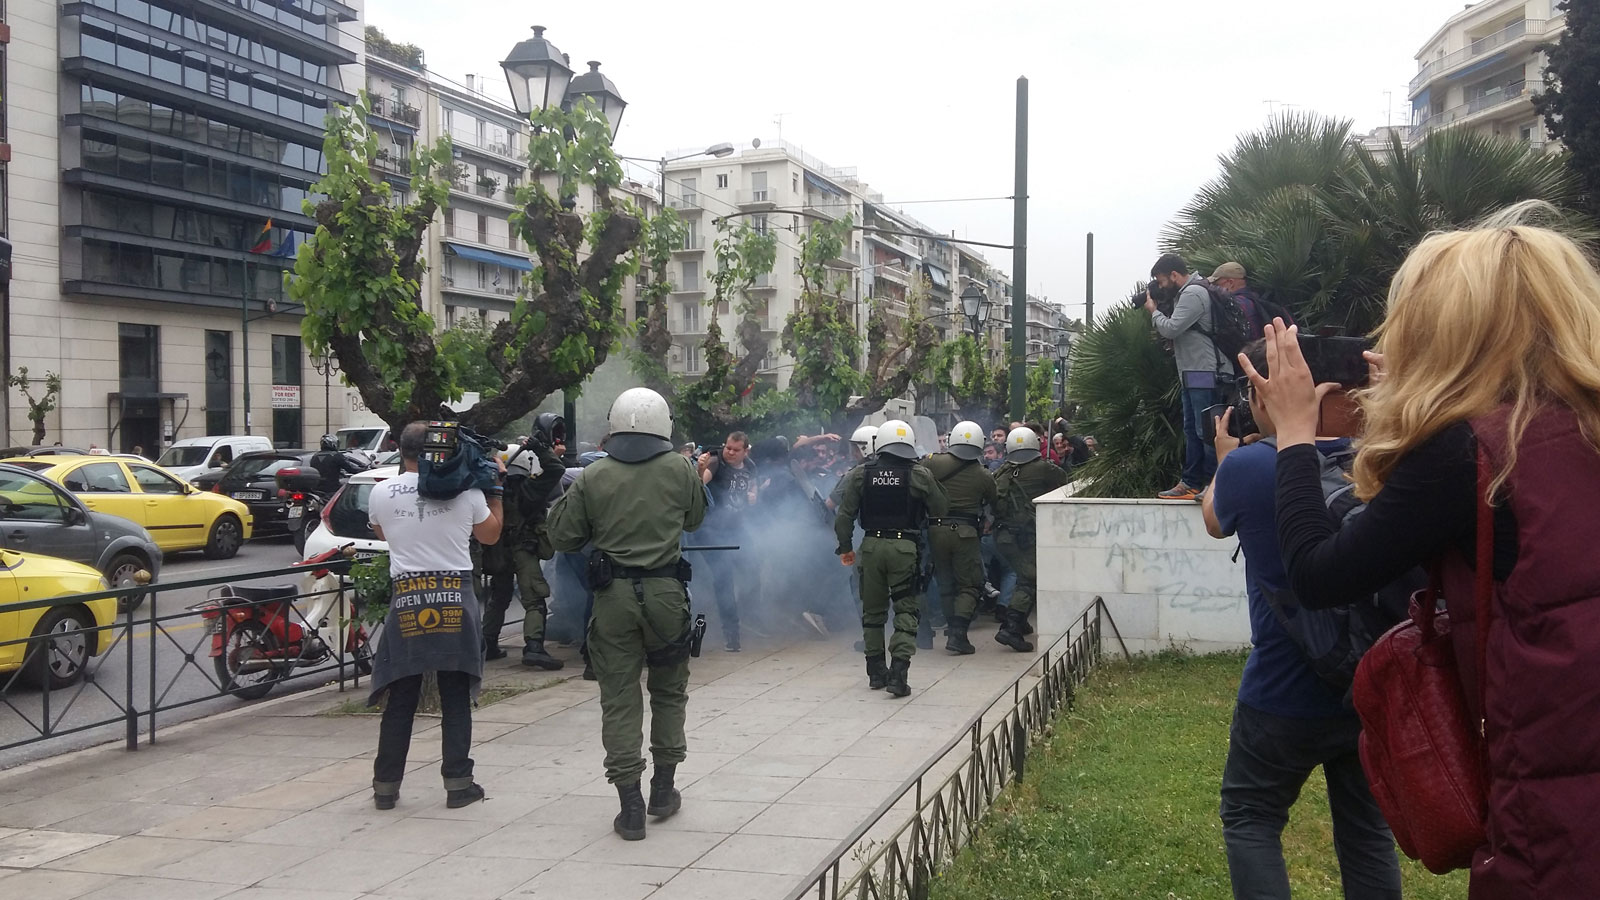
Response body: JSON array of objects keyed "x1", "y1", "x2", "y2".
[
  {"x1": 481, "y1": 413, "x2": 566, "y2": 668},
  {"x1": 1146, "y1": 253, "x2": 1229, "y2": 500},
  {"x1": 1198, "y1": 343, "x2": 1402, "y2": 900},
  {"x1": 547, "y1": 388, "x2": 707, "y2": 842},
  {"x1": 366, "y1": 421, "x2": 504, "y2": 811}
]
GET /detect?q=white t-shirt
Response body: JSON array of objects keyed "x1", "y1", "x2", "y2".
[{"x1": 367, "y1": 471, "x2": 490, "y2": 576}]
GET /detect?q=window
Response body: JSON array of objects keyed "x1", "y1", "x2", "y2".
[
  {"x1": 680, "y1": 301, "x2": 701, "y2": 332},
  {"x1": 271, "y1": 334, "x2": 302, "y2": 449},
  {"x1": 681, "y1": 261, "x2": 700, "y2": 291},
  {"x1": 205, "y1": 330, "x2": 232, "y2": 435},
  {"x1": 716, "y1": 174, "x2": 728, "y2": 189},
  {"x1": 119, "y1": 323, "x2": 160, "y2": 394},
  {"x1": 686, "y1": 343, "x2": 703, "y2": 373},
  {"x1": 793, "y1": 173, "x2": 799, "y2": 193},
  {"x1": 681, "y1": 177, "x2": 697, "y2": 206},
  {"x1": 753, "y1": 215, "x2": 768, "y2": 235},
  {"x1": 0, "y1": 472, "x2": 67, "y2": 522},
  {"x1": 129, "y1": 465, "x2": 184, "y2": 494},
  {"x1": 70, "y1": 462, "x2": 132, "y2": 494}
]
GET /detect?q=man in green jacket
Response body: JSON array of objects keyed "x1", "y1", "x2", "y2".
[
  {"x1": 481, "y1": 413, "x2": 566, "y2": 668},
  {"x1": 547, "y1": 388, "x2": 707, "y2": 842},
  {"x1": 833, "y1": 419, "x2": 948, "y2": 697},
  {"x1": 993, "y1": 426, "x2": 1069, "y2": 653},
  {"x1": 924, "y1": 420, "x2": 997, "y2": 655}
]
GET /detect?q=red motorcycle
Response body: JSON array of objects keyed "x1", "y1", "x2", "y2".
[{"x1": 191, "y1": 543, "x2": 372, "y2": 700}]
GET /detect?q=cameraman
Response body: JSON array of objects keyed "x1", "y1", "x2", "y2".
[
  {"x1": 366, "y1": 422, "x2": 504, "y2": 811},
  {"x1": 1145, "y1": 253, "x2": 1224, "y2": 500},
  {"x1": 1199, "y1": 344, "x2": 1400, "y2": 899}
]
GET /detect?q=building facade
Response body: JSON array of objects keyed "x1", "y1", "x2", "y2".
[
  {"x1": 6, "y1": 0, "x2": 361, "y2": 451},
  {"x1": 1408, "y1": 0, "x2": 1566, "y2": 149}
]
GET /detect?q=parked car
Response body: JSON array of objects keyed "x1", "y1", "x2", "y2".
[
  {"x1": 211, "y1": 449, "x2": 317, "y2": 538},
  {"x1": 155, "y1": 436, "x2": 274, "y2": 482},
  {"x1": 334, "y1": 426, "x2": 391, "y2": 463},
  {"x1": 0, "y1": 548, "x2": 117, "y2": 688},
  {"x1": 302, "y1": 465, "x2": 397, "y2": 561},
  {"x1": 0, "y1": 447, "x2": 91, "y2": 458},
  {"x1": 4, "y1": 456, "x2": 253, "y2": 559},
  {"x1": 0, "y1": 463, "x2": 162, "y2": 611}
]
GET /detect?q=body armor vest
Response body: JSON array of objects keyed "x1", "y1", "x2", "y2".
[{"x1": 860, "y1": 458, "x2": 923, "y2": 531}]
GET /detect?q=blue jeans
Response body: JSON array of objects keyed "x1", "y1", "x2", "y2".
[
  {"x1": 981, "y1": 533, "x2": 1017, "y2": 608},
  {"x1": 1220, "y1": 702, "x2": 1401, "y2": 900},
  {"x1": 1181, "y1": 384, "x2": 1222, "y2": 489}
]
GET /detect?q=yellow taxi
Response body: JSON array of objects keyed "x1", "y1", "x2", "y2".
[
  {"x1": 0, "y1": 548, "x2": 116, "y2": 689},
  {"x1": 3, "y1": 456, "x2": 253, "y2": 559}
]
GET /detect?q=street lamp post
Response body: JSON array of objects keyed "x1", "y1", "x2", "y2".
[
  {"x1": 311, "y1": 349, "x2": 340, "y2": 435},
  {"x1": 1055, "y1": 329, "x2": 1072, "y2": 404},
  {"x1": 502, "y1": 26, "x2": 631, "y2": 465},
  {"x1": 959, "y1": 283, "x2": 991, "y2": 338}
]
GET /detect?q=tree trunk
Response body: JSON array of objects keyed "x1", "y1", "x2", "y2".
[{"x1": 31, "y1": 415, "x2": 45, "y2": 446}]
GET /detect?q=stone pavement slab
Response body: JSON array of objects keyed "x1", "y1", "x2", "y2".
[{"x1": 1, "y1": 625, "x2": 1052, "y2": 898}]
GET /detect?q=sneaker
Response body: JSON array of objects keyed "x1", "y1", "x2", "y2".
[
  {"x1": 724, "y1": 639, "x2": 741, "y2": 653},
  {"x1": 446, "y1": 783, "x2": 485, "y2": 809},
  {"x1": 1156, "y1": 483, "x2": 1201, "y2": 501},
  {"x1": 801, "y1": 612, "x2": 829, "y2": 637}
]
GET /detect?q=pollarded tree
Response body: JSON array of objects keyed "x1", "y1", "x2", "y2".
[
  {"x1": 929, "y1": 334, "x2": 1008, "y2": 424},
  {"x1": 783, "y1": 216, "x2": 865, "y2": 422},
  {"x1": 847, "y1": 271, "x2": 939, "y2": 424},
  {"x1": 291, "y1": 93, "x2": 643, "y2": 434},
  {"x1": 628, "y1": 208, "x2": 686, "y2": 397},
  {"x1": 675, "y1": 221, "x2": 779, "y2": 439}
]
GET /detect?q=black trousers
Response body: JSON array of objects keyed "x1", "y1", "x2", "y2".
[
  {"x1": 372, "y1": 670, "x2": 474, "y2": 791},
  {"x1": 1219, "y1": 701, "x2": 1401, "y2": 900}
]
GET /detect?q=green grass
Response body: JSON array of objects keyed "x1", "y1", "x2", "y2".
[{"x1": 931, "y1": 651, "x2": 1467, "y2": 899}]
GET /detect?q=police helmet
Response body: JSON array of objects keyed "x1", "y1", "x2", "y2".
[
  {"x1": 947, "y1": 421, "x2": 984, "y2": 461},
  {"x1": 1005, "y1": 426, "x2": 1042, "y2": 463},
  {"x1": 320, "y1": 433, "x2": 338, "y2": 451},
  {"x1": 876, "y1": 420, "x2": 917, "y2": 460},
  {"x1": 607, "y1": 388, "x2": 674, "y2": 462},
  {"x1": 850, "y1": 424, "x2": 877, "y2": 455},
  {"x1": 501, "y1": 446, "x2": 534, "y2": 478},
  {"x1": 533, "y1": 412, "x2": 566, "y2": 447}
]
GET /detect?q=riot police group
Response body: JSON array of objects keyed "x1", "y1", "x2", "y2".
[{"x1": 469, "y1": 387, "x2": 1066, "y2": 842}]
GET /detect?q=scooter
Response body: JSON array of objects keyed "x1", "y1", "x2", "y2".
[{"x1": 191, "y1": 543, "x2": 372, "y2": 700}]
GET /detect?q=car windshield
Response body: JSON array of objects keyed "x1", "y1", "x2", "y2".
[
  {"x1": 6, "y1": 461, "x2": 49, "y2": 472},
  {"x1": 337, "y1": 429, "x2": 384, "y2": 451},
  {"x1": 328, "y1": 482, "x2": 377, "y2": 540},
  {"x1": 157, "y1": 446, "x2": 211, "y2": 467}
]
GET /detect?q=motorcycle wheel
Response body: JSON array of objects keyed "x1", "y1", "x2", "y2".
[{"x1": 215, "y1": 620, "x2": 285, "y2": 701}]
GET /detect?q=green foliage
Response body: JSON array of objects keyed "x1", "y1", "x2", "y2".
[
  {"x1": 628, "y1": 208, "x2": 686, "y2": 393},
  {"x1": 1537, "y1": 0, "x2": 1600, "y2": 223},
  {"x1": 364, "y1": 26, "x2": 423, "y2": 70},
  {"x1": 1067, "y1": 300, "x2": 1184, "y2": 498},
  {"x1": 931, "y1": 334, "x2": 1008, "y2": 423},
  {"x1": 436, "y1": 315, "x2": 502, "y2": 398},
  {"x1": 6, "y1": 367, "x2": 62, "y2": 445},
  {"x1": 1165, "y1": 113, "x2": 1590, "y2": 335},
  {"x1": 1025, "y1": 358, "x2": 1058, "y2": 424},
  {"x1": 783, "y1": 216, "x2": 866, "y2": 421},
  {"x1": 676, "y1": 220, "x2": 781, "y2": 439},
  {"x1": 932, "y1": 652, "x2": 1463, "y2": 900},
  {"x1": 350, "y1": 552, "x2": 391, "y2": 629}
]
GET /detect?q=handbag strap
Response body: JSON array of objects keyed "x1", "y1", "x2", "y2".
[{"x1": 1474, "y1": 445, "x2": 1496, "y2": 739}]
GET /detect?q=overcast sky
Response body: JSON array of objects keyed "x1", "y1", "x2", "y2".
[{"x1": 367, "y1": 0, "x2": 1476, "y2": 322}]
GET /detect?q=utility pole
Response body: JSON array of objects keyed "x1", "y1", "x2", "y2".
[
  {"x1": 241, "y1": 259, "x2": 252, "y2": 435},
  {"x1": 1009, "y1": 76, "x2": 1028, "y2": 423},
  {"x1": 1085, "y1": 232, "x2": 1095, "y2": 327}
]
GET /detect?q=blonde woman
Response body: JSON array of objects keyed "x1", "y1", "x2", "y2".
[{"x1": 1246, "y1": 210, "x2": 1600, "y2": 897}]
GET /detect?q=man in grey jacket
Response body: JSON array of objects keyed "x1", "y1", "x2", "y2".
[{"x1": 1145, "y1": 253, "x2": 1227, "y2": 500}]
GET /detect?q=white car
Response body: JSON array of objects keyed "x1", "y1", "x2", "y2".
[
  {"x1": 301, "y1": 465, "x2": 397, "y2": 560},
  {"x1": 156, "y1": 435, "x2": 274, "y2": 481}
]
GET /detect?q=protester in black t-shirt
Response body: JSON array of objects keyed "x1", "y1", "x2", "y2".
[{"x1": 698, "y1": 432, "x2": 759, "y2": 651}]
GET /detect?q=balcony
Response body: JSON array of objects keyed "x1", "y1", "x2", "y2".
[
  {"x1": 450, "y1": 179, "x2": 519, "y2": 208},
  {"x1": 1411, "y1": 81, "x2": 1531, "y2": 140},
  {"x1": 673, "y1": 235, "x2": 706, "y2": 255},
  {"x1": 372, "y1": 150, "x2": 409, "y2": 176},
  {"x1": 802, "y1": 193, "x2": 839, "y2": 220},
  {"x1": 370, "y1": 97, "x2": 421, "y2": 128},
  {"x1": 830, "y1": 247, "x2": 861, "y2": 268},
  {"x1": 667, "y1": 195, "x2": 703, "y2": 213},
  {"x1": 738, "y1": 188, "x2": 778, "y2": 210},
  {"x1": 442, "y1": 274, "x2": 522, "y2": 299},
  {"x1": 454, "y1": 136, "x2": 522, "y2": 164},
  {"x1": 876, "y1": 261, "x2": 911, "y2": 285},
  {"x1": 444, "y1": 223, "x2": 524, "y2": 253},
  {"x1": 749, "y1": 272, "x2": 779, "y2": 292},
  {"x1": 1410, "y1": 19, "x2": 1548, "y2": 96}
]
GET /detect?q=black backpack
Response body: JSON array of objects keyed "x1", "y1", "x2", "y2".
[
  {"x1": 1193, "y1": 280, "x2": 1253, "y2": 372},
  {"x1": 1257, "y1": 442, "x2": 1422, "y2": 705}
]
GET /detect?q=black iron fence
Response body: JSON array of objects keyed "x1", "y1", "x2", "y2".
[
  {"x1": 785, "y1": 597, "x2": 1127, "y2": 900},
  {"x1": 0, "y1": 559, "x2": 377, "y2": 755}
]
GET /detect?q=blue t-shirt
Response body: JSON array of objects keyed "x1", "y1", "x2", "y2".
[{"x1": 1213, "y1": 440, "x2": 1349, "y2": 719}]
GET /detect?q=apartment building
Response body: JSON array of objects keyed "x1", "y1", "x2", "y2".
[
  {"x1": 4, "y1": 0, "x2": 361, "y2": 451},
  {"x1": 1408, "y1": 0, "x2": 1567, "y2": 149}
]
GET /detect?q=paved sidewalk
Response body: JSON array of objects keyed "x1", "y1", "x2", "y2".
[{"x1": 0, "y1": 628, "x2": 1048, "y2": 900}]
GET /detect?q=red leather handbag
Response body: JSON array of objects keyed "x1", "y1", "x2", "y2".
[{"x1": 1350, "y1": 450, "x2": 1493, "y2": 874}]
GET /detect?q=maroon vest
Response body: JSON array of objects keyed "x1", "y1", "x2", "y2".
[{"x1": 1440, "y1": 406, "x2": 1600, "y2": 898}]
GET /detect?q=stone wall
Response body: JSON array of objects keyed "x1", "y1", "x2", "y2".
[{"x1": 1034, "y1": 491, "x2": 1252, "y2": 655}]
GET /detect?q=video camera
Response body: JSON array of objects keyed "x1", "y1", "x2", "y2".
[
  {"x1": 417, "y1": 421, "x2": 508, "y2": 500},
  {"x1": 421, "y1": 421, "x2": 507, "y2": 464}
]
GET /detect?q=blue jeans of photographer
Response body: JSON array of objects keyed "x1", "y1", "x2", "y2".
[{"x1": 1181, "y1": 382, "x2": 1223, "y2": 489}]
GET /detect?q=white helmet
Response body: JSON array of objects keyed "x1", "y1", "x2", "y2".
[
  {"x1": 1005, "y1": 426, "x2": 1042, "y2": 463},
  {"x1": 850, "y1": 424, "x2": 878, "y2": 455},
  {"x1": 875, "y1": 419, "x2": 917, "y2": 460},
  {"x1": 607, "y1": 388, "x2": 674, "y2": 462},
  {"x1": 947, "y1": 420, "x2": 984, "y2": 461},
  {"x1": 500, "y1": 446, "x2": 533, "y2": 478}
]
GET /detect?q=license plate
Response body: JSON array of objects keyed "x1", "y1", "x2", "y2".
[
  {"x1": 286, "y1": 506, "x2": 303, "y2": 519},
  {"x1": 233, "y1": 490, "x2": 264, "y2": 501},
  {"x1": 354, "y1": 551, "x2": 379, "y2": 561},
  {"x1": 206, "y1": 618, "x2": 222, "y2": 635}
]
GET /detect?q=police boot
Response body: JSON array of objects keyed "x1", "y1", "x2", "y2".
[
  {"x1": 521, "y1": 639, "x2": 565, "y2": 671},
  {"x1": 994, "y1": 609, "x2": 1034, "y2": 653},
  {"x1": 884, "y1": 658, "x2": 911, "y2": 698},
  {"x1": 944, "y1": 617, "x2": 976, "y2": 655},
  {"x1": 866, "y1": 654, "x2": 888, "y2": 690},
  {"x1": 614, "y1": 782, "x2": 647, "y2": 841},
  {"x1": 647, "y1": 765, "x2": 681, "y2": 819}
]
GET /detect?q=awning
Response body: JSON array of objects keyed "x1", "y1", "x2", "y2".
[
  {"x1": 371, "y1": 116, "x2": 416, "y2": 137},
  {"x1": 924, "y1": 264, "x2": 950, "y2": 289},
  {"x1": 805, "y1": 172, "x2": 844, "y2": 197},
  {"x1": 1412, "y1": 88, "x2": 1430, "y2": 110},
  {"x1": 444, "y1": 242, "x2": 534, "y2": 272},
  {"x1": 1446, "y1": 52, "x2": 1508, "y2": 83}
]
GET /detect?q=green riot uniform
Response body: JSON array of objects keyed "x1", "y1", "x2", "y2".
[
  {"x1": 547, "y1": 450, "x2": 706, "y2": 787},
  {"x1": 992, "y1": 458, "x2": 1069, "y2": 617},
  {"x1": 482, "y1": 442, "x2": 564, "y2": 657},
  {"x1": 922, "y1": 452, "x2": 998, "y2": 624},
  {"x1": 833, "y1": 459, "x2": 948, "y2": 676}
]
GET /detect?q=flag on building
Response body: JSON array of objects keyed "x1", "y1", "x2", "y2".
[{"x1": 249, "y1": 219, "x2": 273, "y2": 253}]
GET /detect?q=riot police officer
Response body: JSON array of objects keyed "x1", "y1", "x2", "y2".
[
  {"x1": 924, "y1": 421, "x2": 997, "y2": 655},
  {"x1": 992, "y1": 427, "x2": 1069, "y2": 653},
  {"x1": 833, "y1": 419, "x2": 948, "y2": 698},
  {"x1": 481, "y1": 414, "x2": 566, "y2": 668},
  {"x1": 547, "y1": 388, "x2": 706, "y2": 842}
]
